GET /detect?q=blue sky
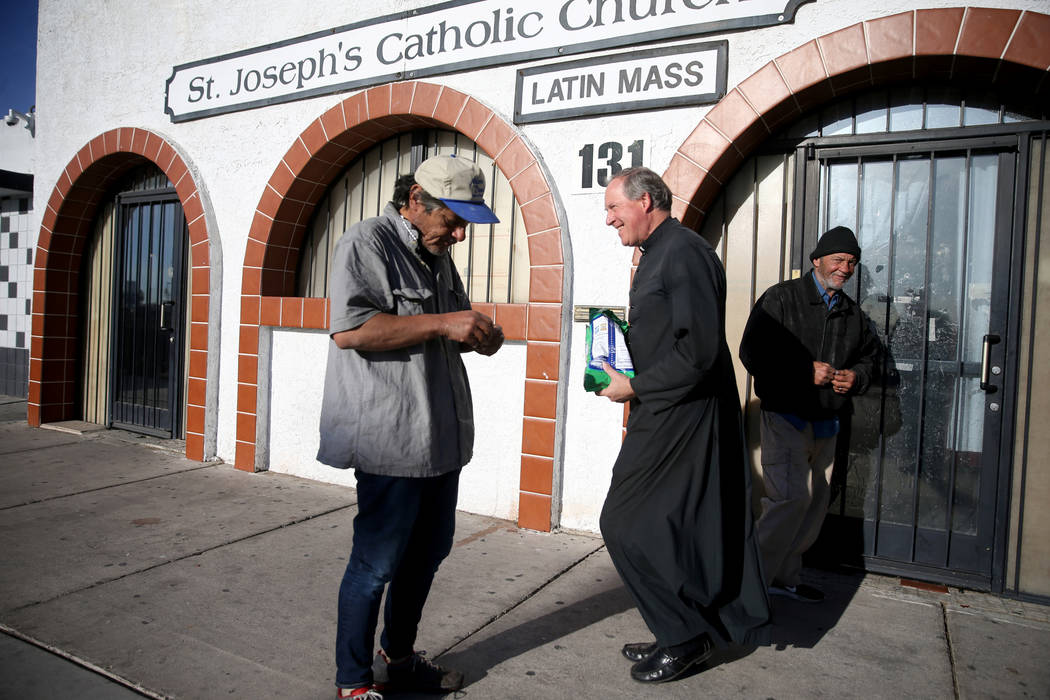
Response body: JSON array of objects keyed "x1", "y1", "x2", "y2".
[{"x1": 0, "y1": 1, "x2": 38, "y2": 114}]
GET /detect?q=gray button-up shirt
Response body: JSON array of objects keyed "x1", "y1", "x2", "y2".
[{"x1": 316, "y1": 203, "x2": 474, "y2": 477}]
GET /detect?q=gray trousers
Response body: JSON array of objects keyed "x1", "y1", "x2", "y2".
[{"x1": 755, "y1": 411, "x2": 837, "y2": 588}]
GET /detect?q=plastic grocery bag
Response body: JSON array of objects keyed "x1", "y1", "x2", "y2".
[{"x1": 583, "y1": 308, "x2": 634, "y2": 392}]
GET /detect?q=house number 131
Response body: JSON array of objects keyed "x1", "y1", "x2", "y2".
[{"x1": 579, "y1": 140, "x2": 644, "y2": 189}]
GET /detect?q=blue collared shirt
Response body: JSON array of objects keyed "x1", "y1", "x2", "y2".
[{"x1": 812, "y1": 273, "x2": 840, "y2": 309}]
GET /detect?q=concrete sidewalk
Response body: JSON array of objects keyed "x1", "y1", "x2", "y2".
[{"x1": 1, "y1": 395, "x2": 1048, "y2": 699}]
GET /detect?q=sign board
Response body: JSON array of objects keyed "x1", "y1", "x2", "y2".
[
  {"x1": 165, "y1": 0, "x2": 814, "y2": 122},
  {"x1": 514, "y1": 41, "x2": 727, "y2": 124}
]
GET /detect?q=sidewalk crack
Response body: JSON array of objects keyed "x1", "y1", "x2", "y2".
[
  {"x1": 0, "y1": 464, "x2": 217, "y2": 511},
  {"x1": 942, "y1": 601, "x2": 961, "y2": 699},
  {"x1": 3, "y1": 501, "x2": 357, "y2": 615}
]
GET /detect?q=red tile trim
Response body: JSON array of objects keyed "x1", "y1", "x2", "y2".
[
  {"x1": 281, "y1": 297, "x2": 303, "y2": 327},
  {"x1": 186, "y1": 405, "x2": 205, "y2": 438},
  {"x1": 521, "y1": 417, "x2": 556, "y2": 459},
  {"x1": 260, "y1": 296, "x2": 282, "y2": 326},
  {"x1": 494, "y1": 303, "x2": 527, "y2": 341},
  {"x1": 238, "y1": 353, "x2": 259, "y2": 386},
  {"x1": 518, "y1": 492, "x2": 552, "y2": 532},
  {"x1": 236, "y1": 412, "x2": 257, "y2": 443},
  {"x1": 520, "y1": 455, "x2": 554, "y2": 496},
  {"x1": 455, "y1": 98, "x2": 492, "y2": 141},
  {"x1": 523, "y1": 379, "x2": 558, "y2": 421},
  {"x1": 957, "y1": 7, "x2": 1022, "y2": 61},
  {"x1": 302, "y1": 297, "x2": 328, "y2": 329},
  {"x1": 900, "y1": 578, "x2": 949, "y2": 594},
  {"x1": 189, "y1": 349, "x2": 207, "y2": 381},
  {"x1": 1004, "y1": 12, "x2": 1050, "y2": 71},
  {"x1": 865, "y1": 11, "x2": 915, "y2": 64},
  {"x1": 235, "y1": 442, "x2": 256, "y2": 471},
  {"x1": 186, "y1": 434, "x2": 205, "y2": 461}
]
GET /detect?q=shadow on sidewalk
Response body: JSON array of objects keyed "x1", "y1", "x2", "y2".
[
  {"x1": 768, "y1": 567, "x2": 863, "y2": 651},
  {"x1": 439, "y1": 582, "x2": 635, "y2": 689},
  {"x1": 435, "y1": 569, "x2": 859, "y2": 691}
]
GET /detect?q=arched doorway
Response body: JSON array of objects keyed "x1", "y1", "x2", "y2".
[
  {"x1": 237, "y1": 82, "x2": 569, "y2": 531},
  {"x1": 30, "y1": 128, "x2": 216, "y2": 461},
  {"x1": 667, "y1": 8, "x2": 1050, "y2": 591},
  {"x1": 704, "y1": 85, "x2": 1046, "y2": 589},
  {"x1": 81, "y1": 164, "x2": 189, "y2": 437}
]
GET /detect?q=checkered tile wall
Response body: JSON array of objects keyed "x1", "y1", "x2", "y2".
[{"x1": 0, "y1": 195, "x2": 33, "y2": 397}]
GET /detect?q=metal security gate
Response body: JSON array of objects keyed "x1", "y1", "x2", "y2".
[
  {"x1": 296, "y1": 129, "x2": 528, "y2": 303},
  {"x1": 109, "y1": 190, "x2": 188, "y2": 437},
  {"x1": 801, "y1": 135, "x2": 1019, "y2": 588}
]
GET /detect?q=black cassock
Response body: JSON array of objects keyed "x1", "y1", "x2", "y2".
[{"x1": 599, "y1": 217, "x2": 770, "y2": 649}]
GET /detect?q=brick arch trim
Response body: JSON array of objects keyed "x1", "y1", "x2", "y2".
[
  {"x1": 664, "y1": 7, "x2": 1050, "y2": 225},
  {"x1": 236, "y1": 81, "x2": 566, "y2": 531},
  {"x1": 29, "y1": 127, "x2": 215, "y2": 461}
]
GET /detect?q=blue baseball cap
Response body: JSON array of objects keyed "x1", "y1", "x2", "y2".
[{"x1": 414, "y1": 155, "x2": 500, "y2": 224}]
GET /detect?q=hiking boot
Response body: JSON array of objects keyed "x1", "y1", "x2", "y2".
[{"x1": 378, "y1": 650, "x2": 464, "y2": 693}]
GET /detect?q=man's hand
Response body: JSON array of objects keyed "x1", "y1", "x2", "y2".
[
  {"x1": 333, "y1": 310, "x2": 498, "y2": 353},
  {"x1": 440, "y1": 310, "x2": 496, "y2": 348},
  {"x1": 473, "y1": 324, "x2": 504, "y2": 356},
  {"x1": 831, "y1": 368, "x2": 856, "y2": 394},
  {"x1": 598, "y1": 361, "x2": 636, "y2": 403},
  {"x1": 813, "y1": 361, "x2": 836, "y2": 386}
]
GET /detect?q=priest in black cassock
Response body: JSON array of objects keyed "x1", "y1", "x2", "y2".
[{"x1": 597, "y1": 167, "x2": 770, "y2": 684}]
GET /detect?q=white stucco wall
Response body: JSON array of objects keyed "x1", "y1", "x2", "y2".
[
  {"x1": 267, "y1": 328, "x2": 527, "y2": 520},
  {"x1": 32, "y1": 0, "x2": 1048, "y2": 533},
  {"x1": 0, "y1": 118, "x2": 34, "y2": 175}
]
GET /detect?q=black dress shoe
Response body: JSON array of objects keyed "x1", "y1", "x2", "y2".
[
  {"x1": 621, "y1": 641, "x2": 657, "y2": 662},
  {"x1": 629, "y1": 637, "x2": 713, "y2": 683}
]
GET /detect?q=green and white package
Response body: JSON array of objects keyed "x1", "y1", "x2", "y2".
[{"x1": 583, "y1": 308, "x2": 635, "y2": 392}]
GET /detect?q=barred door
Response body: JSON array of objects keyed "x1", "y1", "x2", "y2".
[
  {"x1": 109, "y1": 191, "x2": 187, "y2": 437},
  {"x1": 803, "y1": 136, "x2": 1017, "y2": 587}
]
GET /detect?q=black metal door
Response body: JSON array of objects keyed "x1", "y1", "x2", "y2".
[
  {"x1": 801, "y1": 136, "x2": 1017, "y2": 588},
  {"x1": 109, "y1": 190, "x2": 187, "y2": 438}
]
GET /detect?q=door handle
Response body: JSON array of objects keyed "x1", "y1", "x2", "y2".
[
  {"x1": 980, "y1": 333, "x2": 1001, "y2": 391},
  {"x1": 160, "y1": 301, "x2": 175, "y2": 331}
]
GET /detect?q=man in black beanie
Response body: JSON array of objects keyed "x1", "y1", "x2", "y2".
[{"x1": 739, "y1": 226, "x2": 881, "y2": 603}]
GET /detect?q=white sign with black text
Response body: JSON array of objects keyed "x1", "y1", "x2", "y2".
[
  {"x1": 165, "y1": 0, "x2": 813, "y2": 122},
  {"x1": 515, "y1": 41, "x2": 727, "y2": 124}
]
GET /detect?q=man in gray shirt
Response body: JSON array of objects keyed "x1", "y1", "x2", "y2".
[{"x1": 318, "y1": 155, "x2": 504, "y2": 700}]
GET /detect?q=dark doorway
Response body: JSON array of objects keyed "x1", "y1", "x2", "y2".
[
  {"x1": 795, "y1": 135, "x2": 1019, "y2": 589},
  {"x1": 109, "y1": 190, "x2": 187, "y2": 438}
]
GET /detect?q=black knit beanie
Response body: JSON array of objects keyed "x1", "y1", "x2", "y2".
[{"x1": 810, "y1": 226, "x2": 861, "y2": 261}]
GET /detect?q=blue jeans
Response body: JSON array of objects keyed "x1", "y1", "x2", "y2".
[{"x1": 335, "y1": 469, "x2": 460, "y2": 689}]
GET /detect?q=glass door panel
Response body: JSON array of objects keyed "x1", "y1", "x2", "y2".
[
  {"x1": 811, "y1": 139, "x2": 1013, "y2": 583},
  {"x1": 110, "y1": 194, "x2": 187, "y2": 437}
]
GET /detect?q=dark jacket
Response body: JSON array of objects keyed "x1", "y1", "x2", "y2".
[{"x1": 739, "y1": 270, "x2": 881, "y2": 420}]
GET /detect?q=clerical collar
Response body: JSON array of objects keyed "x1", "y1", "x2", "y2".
[{"x1": 639, "y1": 218, "x2": 671, "y2": 252}]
